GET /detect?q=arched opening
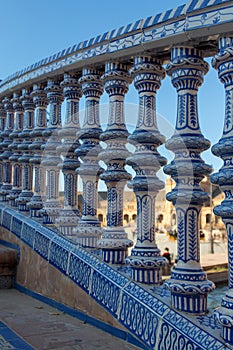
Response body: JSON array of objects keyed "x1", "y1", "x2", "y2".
[
  {"x1": 98, "y1": 214, "x2": 103, "y2": 222},
  {"x1": 124, "y1": 214, "x2": 129, "y2": 223},
  {"x1": 157, "y1": 214, "x2": 163, "y2": 223},
  {"x1": 206, "y1": 213, "x2": 211, "y2": 224},
  {"x1": 172, "y1": 213, "x2": 176, "y2": 225}
]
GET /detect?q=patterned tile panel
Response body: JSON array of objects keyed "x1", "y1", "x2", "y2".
[
  {"x1": 124, "y1": 282, "x2": 170, "y2": 316},
  {"x1": 33, "y1": 226, "x2": 56, "y2": 259},
  {"x1": 186, "y1": 4, "x2": 233, "y2": 30},
  {"x1": 143, "y1": 19, "x2": 186, "y2": 43},
  {"x1": 94, "y1": 263, "x2": 129, "y2": 288},
  {"x1": 72, "y1": 246, "x2": 101, "y2": 267},
  {"x1": 68, "y1": 250, "x2": 93, "y2": 292},
  {"x1": 11, "y1": 216, "x2": 23, "y2": 237},
  {"x1": 2, "y1": 211, "x2": 12, "y2": 231},
  {"x1": 90, "y1": 270, "x2": 123, "y2": 317},
  {"x1": 157, "y1": 321, "x2": 203, "y2": 350},
  {"x1": 34, "y1": 231, "x2": 51, "y2": 260},
  {"x1": 163, "y1": 310, "x2": 225, "y2": 350},
  {"x1": 119, "y1": 291, "x2": 160, "y2": 349},
  {"x1": 48, "y1": 235, "x2": 74, "y2": 273},
  {"x1": 21, "y1": 222, "x2": 35, "y2": 248}
]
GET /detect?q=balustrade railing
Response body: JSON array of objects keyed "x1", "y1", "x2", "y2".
[{"x1": 0, "y1": 0, "x2": 233, "y2": 347}]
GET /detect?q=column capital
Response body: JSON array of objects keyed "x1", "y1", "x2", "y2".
[
  {"x1": 11, "y1": 92, "x2": 24, "y2": 112},
  {"x1": 45, "y1": 79, "x2": 63, "y2": 103},
  {"x1": 0, "y1": 101, "x2": 6, "y2": 136},
  {"x1": 212, "y1": 36, "x2": 233, "y2": 74},
  {"x1": 1, "y1": 96, "x2": 14, "y2": 139},
  {"x1": 79, "y1": 67, "x2": 104, "y2": 98},
  {"x1": 7, "y1": 93, "x2": 23, "y2": 206},
  {"x1": 166, "y1": 46, "x2": 209, "y2": 91},
  {"x1": 2, "y1": 96, "x2": 13, "y2": 112},
  {"x1": 76, "y1": 67, "x2": 103, "y2": 144},
  {"x1": 0, "y1": 101, "x2": 5, "y2": 116},
  {"x1": 31, "y1": 83, "x2": 48, "y2": 107},
  {"x1": 101, "y1": 62, "x2": 132, "y2": 96},
  {"x1": 20, "y1": 88, "x2": 34, "y2": 110},
  {"x1": 61, "y1": 73, "x2": 82, "y2": 99},
  {"x1": 43, "y1": 79, "x2": 63, "y2": 137},
  {"x1": 0, "y1": 96, "x2": 13, "y2": 200},
  {"x1": 130, "y1": 55, "x2": 165, "y2": 92}
]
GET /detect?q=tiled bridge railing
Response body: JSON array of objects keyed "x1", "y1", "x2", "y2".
[{"x1": 0, "y1": 0, "x2": 233, "y2": 348}]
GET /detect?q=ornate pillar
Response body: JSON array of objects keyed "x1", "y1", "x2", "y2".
[
  {"x1": 41, "y1": 79, "x2": 63, "y2": 224},
  {"x1": 73, "y1": 68, "x2": 104, "y2": 247},
  {"x1": 7, "y1": 93, "x2": 24, "y2": 206},
  {"x1": 211, "y1": 35, "x2": 233, "y2": 345},
  {"x1": 16, "y1": 89, "x2": 34, "y2": 211},
  {"x1": 125, "y1": 56, "x2": 167, "y2": 284},
  {"x1": 97, "y1": 62, "x2": 133, "y2": 264},
  {"x1": 27, "y1": 84, "x2": 48, "y2": 217},
  {"x1": 163, "y1": 47, "x2": 214, "y2": 314},
  {"x1": 0, "y1": 97, "x2": 14, "y2": 201},
  {"x1": 0, "y1": 102, "x2": 6, "y2": 188},
  {"x1": 56, "y1": 73, "x2": 82, "y2": 235}
]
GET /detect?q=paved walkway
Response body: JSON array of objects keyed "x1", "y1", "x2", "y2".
[
  {"x1": 0, "y1": 252, "x2": 228, "y2": 350},
  {"x1": 0, "y1": 289, "x2": 141, "y2": 350}
]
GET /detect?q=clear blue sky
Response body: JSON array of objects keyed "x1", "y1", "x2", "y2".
[{"x1": 0, "y1": 0, "x2": 224, "y2": 172}]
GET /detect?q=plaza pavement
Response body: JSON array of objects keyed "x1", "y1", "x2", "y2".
[
  {"x1": 0, "y1": 252, "x2": 228, "y2": 350},
  {"x1": 0, "y1": 289, "x2": 142, "y2": 350}
]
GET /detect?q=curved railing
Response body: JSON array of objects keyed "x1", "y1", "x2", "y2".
[{"x1": 0, "y1": 0, "x2": 233, "y2": 348}]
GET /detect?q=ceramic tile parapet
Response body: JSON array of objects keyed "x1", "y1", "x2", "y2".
[
  {"x1": 21, "y1": 222, "x2": 35, "y2": 248},
  {"x1": 0, "y1": 1, "x2": 232, "y2": 95},
  {"x1": 0, "y1": 205, "x2": 228, "y2": 349}
]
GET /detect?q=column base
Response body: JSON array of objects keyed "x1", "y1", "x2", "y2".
[
  {"x1": 102, "y1": 248, "x2": 128, "y2": 264},
  {"x1": 16, "y1": 191, "x2": 33, "y2": 211},
  {"x1": 7, "y1": 189, "x2": 22, "y2": 207},
  {"x1": 0, "y1": 185, "x2": 12, "y2": 202},
  {"x1": 97, "y1": 227, "x2": 133, "y2": 264},
  {"x1": 29, "y1": 208, "x2": 43, "y2": 218},
  {"x1": 40, "y1": 201, "x2": 62, "y2": 225},
  {"x1": 73, "y1": 219, "x2": 102, "y2": 248},
  {"x1": 164, "y1": 264, "x2": 215, "y2": 315},
  {"x1": 132, "y1": 267, "x2": 163, "y2": 284},
  {"x1": 215, "y1": 291, "x2": 233, "y2": 346},
  {"x1": 221, "y1": 325, "x2": 233, "y2": 346},
  {"x1": 126, "y1": 246, "x2": 168, "y2": 284},
  {"x1": 171, "y1": 291, "x2": 208, "y2": 314},
  {"x1": 55, "y1": 209, "x2": 80, "y2": 236},
  {"x1": 41, "y1": 213, "x2": 56, "y2": 225},
  {"x1": 27, "y1": 195, "x2": 45, "y2": 217}
]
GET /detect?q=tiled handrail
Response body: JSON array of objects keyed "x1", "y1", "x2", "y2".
[{"x1": 0, "y1": 204, "x2": 226, "y2": 350}]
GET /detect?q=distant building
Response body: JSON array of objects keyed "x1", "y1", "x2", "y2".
[{"x1": 95, "y1": 177, "x2": 225, "y2": 233}]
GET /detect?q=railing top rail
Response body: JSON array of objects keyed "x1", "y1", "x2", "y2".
[{"x1": 0, "y1": 0, "x2": 232, "y2": 96}]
